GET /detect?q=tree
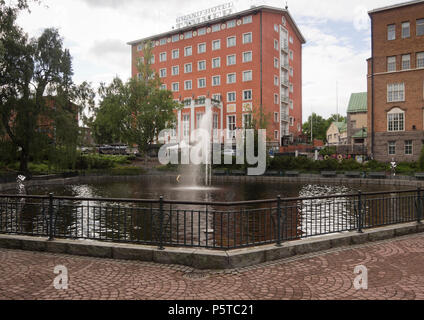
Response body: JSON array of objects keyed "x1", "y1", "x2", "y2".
[{"x1": 302, "y1": 113, "x2": 328, "y2": 142}]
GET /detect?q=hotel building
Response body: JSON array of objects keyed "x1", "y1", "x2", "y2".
[
  {"x1": 368, "y1": 0, "x2": 424, "y2": 162},
  {"x1": 127, "y1": 5, "x2": 305, "y2": 147}
]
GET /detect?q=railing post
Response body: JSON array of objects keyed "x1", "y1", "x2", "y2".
[
  {"x1": 357, "y1": 191, "x2": 363, "y2": 233},
  {"x1": 276, "y1": 195, "x2": 282, "y2": 247},
  {"x1": 158, "y1": 196, "x2": 164, "y2": 250},
  {"x1": 417, "y1": 187, "x2": 422, "y2": 224},
  {"x1": 48, "y1": 193, "x2": 54, "y2": 240}
]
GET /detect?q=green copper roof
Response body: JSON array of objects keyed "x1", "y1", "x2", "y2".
[
  {"x1": 352, "y1": 127, "x2": 368, "y2": 138},
  {"x1": 334, "y1": 121, "x2": 347, "y2": 133},
  {"x1": 347, "y1": 92, "x2": 367, "y2": 113}
]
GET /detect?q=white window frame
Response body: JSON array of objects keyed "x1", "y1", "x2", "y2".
[
  {"x1": 274, "y1": 57, "x2": 279, "y2": 68},
  {"x1": 242, "y1": 70, "x2": 252, "y2": 82},
  {"x1": 159, "y1": 68, "x2": 166, "y2": 78},
  {"x1": 171, "y1": 65, "x2": 179, "y2": 76},
  {"x1": 274, "y1": 75, "x2": 279, "y2": 86},
  {"x1": 243, "y1": 89, "x2": 252, "y2": 101},
  {"x1": 401, "y1": 54, "x2": 411, "y2": 70},
  {"x1": 212, "y1": 57, "x2": 221, "y2": 69},
  {"x1": 242, "y1": 51, "x2": 252, "y2": 63},
  {"x1": 227, "y1": 54, "x2": 236, "y2": 66},
  {"x1": 198, "y1": 27, "x2": 206, "y2": 36},
  {"x1": 402, "y1": 22, "x2": 410, "y2": 38},
  {"x1": 227, "y1": 115, "x2": 236, "y2": 139},
  {"x1": 417, "y1": 19, "x2": 424, "y2": 36},
  {"x1": 198, "y1": 78, "x2": 206, "y2": 88},
  {"x1": 227, "y1": 36, "x2": 236, "y2": 48},
  {"x1": 417, "y1": 52, "x2": 424, "y2": 68},
  {"x1": 184, "y1": 63, "x2": 192, "y2": 73},
  {"x1": 212, "y1": 39, "x2": 221, "y2": 51},
  {"x1": 387, "y1": 107, "x2": 405, "y2": 132},
  {"x1": 172, "y1": 82, "x2": 179, "y2": 92},
  {"x1": 198, "y1": 43, "x2": 206, "y2": 54},
  {"x1": 227, "y1": 20, "x2": 236, "y2": 28},
  {"x1": 172, "y1": 34, "x2": 179, "y2": 43},
  {"x1": 388, "y1": 141, "x2": 396, "y2": 155},
  {"x1": 388, "y1": 24, "x2": 396, "y2": 40},
  {"x1": 212, "y1": 24, "x2": 220, "y2": 32},
  {"x1": 387, "y1": 56, "x2": 396, "y2": 72},
  {"x1": 243, "y1": 32, "x2": 252, "y2": 44},
  {"x1": 182, "y1": 114, "x2": 190, "y2": 138},
  {"x1": 405, "y1": 140, "x2": 413, "y2": 155},
  {"x1": 387, "y1": 83, "x2": 405, "y2": 102},
  {"x1": 184, "y1": 31, "x2": 193, "y2": 39},
  {"x1": 172, "y1": 49, "x2": 179, "y2": 59},
  {"x1": 212, "y1": 75, "x2": 221, "y2": 86},
  {"x1": 227, "y1": 91, "x2": 236, "y2": 102},
  {"x1": 184, "y1": 80, "x2": 192, "y2": 91},
  {"x1": 159, "y1": 52, "x2": 167, "y2": 62},
  {"x1": 243, "y1": 15, "x2": 252, "y2": 24},
  {"x1": 242, "y1": 113, "x2": 252, "y2": 128},
  {"x1": 197, "y1": 60, "x2": 206, "y2": 71},
  {"x1": 227, "y1": 73, "x2": 236, "y2": 84},
  {"x1": 184, "y1": 46, "x2": 192, "y2": 57}
]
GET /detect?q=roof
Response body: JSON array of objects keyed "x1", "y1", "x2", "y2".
[
  {"x1": 347, "y1": 92, "x2": 367, "y2": 113},
  {"x1": 352, "y1": 128, "x2": 368, "y2": 139},
  {"x1": 368, "y1": 0, "x2": 424, "y2": 15},
  {"x1": 127, "y1": 5, "x2": 306, "y2": 45},
  {"x1": 334, "y1": 121, "x2": 347, "y2": 133}
]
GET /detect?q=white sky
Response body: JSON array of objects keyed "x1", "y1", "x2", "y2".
[{"x1": 16, "y1": 0, "x2": 404, "y2": 122}]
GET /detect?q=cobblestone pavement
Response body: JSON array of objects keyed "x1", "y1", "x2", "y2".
[{"x1": 1, "y1": 234, "x2": 424, "y2": 300}]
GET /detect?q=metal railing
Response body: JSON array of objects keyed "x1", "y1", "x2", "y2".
[{"x1": 0, "y1": 189, "x2": 422, "y2": 250}]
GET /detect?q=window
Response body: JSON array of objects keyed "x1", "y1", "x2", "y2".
[
  {"x1": 243, "y1": 51, "x2": 252, "y2": 62},
  {"x1": 388, "y1": 24, "x2": 396, "y2": 40},
  {"x1": 184, "y1": 46, "x2": 192, "y2": 57},
  {"x1": 405, "y1": 140, "x2": 413, "y2": 155},
  {"x1": 227, "y1": 20, "x2": 236, "y2": 28},
  {"x1": 212, "y1": 57, "x2": 221, "y2": 68},
  {"x1": 289, "y1": 117, "x2": 294, "y2": 126},
  {"x1": 243, "y1": 32, "x2": 252, "y2": 44},
  {"x1": 212, "y1": 75, "x2": 220, "y2": 86},
  {"x1": 243, "y1": 15, "x2": 252, "y2": 24},
  {"x1": 274, "y1": 39, "x2": 278, "y2": 50},
  {"x1": 172, "y1": 34, "x2": 179, "y2": 42},
  {"x1": 274, "y1": 76, "x2": 278, "y2": 86},
  {"x1": 274, "y1": 112, "x2": 279, "y2": 123},
  {"x1": 242, "y1": 114, "x2": 253, "y2": 129},
  {"x1": 274, "y1": 94, "x2": 278, "y2": 104},
  {"x1": 290, "y1": 67, "x2": 293, "y2": 76},
  {"x1": 198, "y1": 43, "x2": 206, "y2": 54},
  {"x1": 184, "y1": 98, "x2": 192, "y2": 106},
  {"x1": 274, "y1": 131, "x2": 279, "y2": 140},
  {"x1": 160, "y1": 84, "x2": 166, "y2": 90},
  {"x1": 227, "y1": 115, "x2": 236, "y2": 139},
  {"x1": 289, "y1": 36, "x2": 293, "y2": 44},
  {"x1": 212, "y1": 94, "x2": 222, "y2": 101},
  {"x1": 387, "y1": 83, "x2": 405, "y2": 102},
  {"x1": 227, "y1": 92, "x2": 236, "y2": 102},
  {"x1": 387, "y1": 108, "x2": 405, "y2": 132},
  {"x1": 242, "y1": 70, "x2": 252, "y2": 82},
  {"x1": 183, "y1": 114, "x2": 190, "y2": 138},
  {"x1": 198, "y1": 60, "x2": 206, "y2": 71},
  {"x1": 290, "y1": 100, "x2": 293, "y2": 110},
  {"x1": 159, "y1": 52, "x2": 167, "y2": 62},
  {"x1": 227, "y1": 36, "x2": 236, "y2": 47},
  {"x1": 159, "y1": 68, "x2": 166, "y2": 78},
  {"x1": 172, "y1": 49, "x2": 179, "y2": 59},
  {"x1": 417, "y1": 19, "x2": 424, "y2": 36},
  {"x1": 212, "y1": 24, "x2": 220, "y2": 32},
  {"x1": 402, "y1": 54, "x2": 410, "y2": 70},
  {"x1": 274, "y1": 24, "x2": 278, "y2": 32},
  {"x1": 289, "y1": 83, "x2": 293, "y2": 92},
  {"x1": 227, "y1": 73, "x2": 236, "y2": 84},
  {"x1": 388, "y1": 141, "x2": 396, "y2": 155},
  {"x1": 137, "y1": 44, "x2": 143, "y2": 51},
  {"x1": 184, "y1": 63, "x2": 192, "y2": 73},
  {"x1": 417, "y1": 52, "x2": 424, "y2": 68},
  {"x1": 213, "y1": 113, "x2": 219, "y2": 137},
  {"x1": 198, "y1": 78, "x2": 206, "y2": 88},
  {"x1": 184, "y1": 80, "x2": 192, "y2": 90},
  {"x1": 198, "y1": 27, "x2": 206, "y2": 36},
  {"x1": 150, "y1": 54, "x2": 155, "y2": 64},
  {"x1": 172, "y1": 66, "x2": 179, "y2": 76},
  {"x1": 227, "y1": 54, "x2": 236, "y2": 66},
  {"x1": 402, "y1": 22, "x2": 410, "y2": 38},
  {"x1": 212, "y1": 39, "x2": 221, "y2": 50},
  {"x1": 243, "y1": 90, "x2": 252, "y2": 100},
  {"x1": 289, "y1": 50, "x2": 293, "y2": 60},
  {"x1": 274, "y1": 58, "x2": 279, "y2": 68},
  {"x1": 172, "y1": 82, "x2": 179, "y2": 92},
  {"x1": 160, "y1": 38, "x2": 167, "y2": 45},
  {"x1": 387, "y1": 56, "x2": 396, "y2": 72},
  {"x1": 196, "y1": 113, "x2": 204, "y2": 129},
  {"x1": 184, "y1": 31, "x2": 192, "y2": 39}
]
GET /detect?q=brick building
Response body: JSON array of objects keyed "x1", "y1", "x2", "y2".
[
  {"x1": 368, "y1": 0, "x2": 424, "y2": 162},
  {"x1": 127, "y1": 5, "x2": 305, "y2": 147}
]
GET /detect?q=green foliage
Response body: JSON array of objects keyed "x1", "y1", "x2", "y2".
[
  {"x1": 75, "y1": 154, "x2": 130, "y2": 170},
  {"x1": 319, "y1": 146, "x2": 337, "y2": 156},
  {"x1": 302, "y1": 113, "x2": 346, "y2": 143},
  {"x1": 419, "y1": 145, "x2": 424, "y2": 170}
]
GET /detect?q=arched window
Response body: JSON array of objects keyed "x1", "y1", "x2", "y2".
[{"x1": 387, "y1": 107, "x2": 405, "y2": 132}]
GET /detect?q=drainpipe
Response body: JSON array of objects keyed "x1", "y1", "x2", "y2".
[{"x1": 371, "y1": 15, "x2": 375, "y2": 157}]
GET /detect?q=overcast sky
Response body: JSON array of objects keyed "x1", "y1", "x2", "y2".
[{"x1": 16, "y1": 0, "x2": 404, "y2": 122}]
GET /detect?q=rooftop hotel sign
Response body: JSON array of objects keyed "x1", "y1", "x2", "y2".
[{"x1": 176, "y1": 2, "x2": 234, "y2": 29}]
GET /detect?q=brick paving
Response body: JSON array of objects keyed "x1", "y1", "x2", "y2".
[{"x1": 1, "y1": 234, "x2": 424, "y2": 300}]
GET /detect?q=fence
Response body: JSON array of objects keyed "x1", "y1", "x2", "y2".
[{"x1": 0, "y1": 189, "x2": 422, "y2": 250}]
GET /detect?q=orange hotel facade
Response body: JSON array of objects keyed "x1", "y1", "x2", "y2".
[{"x1": 128, "y1": 5, "x2": 305, "y2": 148}]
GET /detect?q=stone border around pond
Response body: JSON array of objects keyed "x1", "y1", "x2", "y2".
[{"x1": 0, "y1": 222, "x2": 423, "y2": 270}]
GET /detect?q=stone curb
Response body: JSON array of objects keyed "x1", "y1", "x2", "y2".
[{"x1": 0, "y1": 222, "x2": 422, "y2": 270}]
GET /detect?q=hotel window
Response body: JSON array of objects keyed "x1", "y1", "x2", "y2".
[
  {"x1": 387, "y1": 56, "x2": 396, "y2": 72},
  {"x1": 184, "y1": 31, "x2": 192, "y2": 39},
  {"x1": 227, "y1": 20, "x2": 236, "y2": 28},
  {"x1": 417, "y1": 52, "x2": 424, "y2": 68},
  {"x1": 387, "y1": 108, "x2": 405, "y2": 132},
  {"x1": 184, "y1": 63, "x2": 192, "y2": 73},
  {"x1": 183, "y1": 115, "x2": 190, "y2": 138},
  {"x1": 212, "y1": 57, "x2": 221, "y2": 68},
  {"x1": 243, "y1": 51, "x2": 252, "y2": 62},
  {"x1": 227, "y1": 92, "x2": 236, "y2": 102},
  {"x1": 290, "y1": 100, "x2": 293, "y2": 110},
  {"x1": 159, "y1": 52, "x2": 167, "y2": 62},
  {"x1": 243, "y1": 90, "x2": 252, "y2": 101},
  {"x1": 172, "y1": 34, "x2": 179, "y2": 42},
  {"x1": 212, "y1": 39, "x2": 221, "y2": 50},
  {"x1": 417, "y1": 19, "x2": 424, "y2": 36},
  {"x1": 198, "y1": 60, "x2": 206, "y2": 71},
  {"x1": 184, "y1": 80, "x2": 192, "y2": 90},
  {"x1": 198, "y1": 27, "x2": 206, "y2": 36},
  {"x1": 402, "y1": 22, "x2": 410, "y2": 38},
  {"x1": 274, "y1": 76, "x2": 278, "y2": 86},
  {"x1": 198, "y1": 78, "x2": 206, "y2": 88},
  {"x1": 172, "y1": 66, "x2": 179, "y2": 76},
  {"x1": 243, "y1": 15, "x2": 252, "y2": 24},
  {"x1": 243, "y1": 32, "x2": 252, "y2": 44},
  {"x1": 212, "y1": 24, "x2": 220, "y2": 32},
  {"x1": 387, "y1": 83, "x2": 405, "y2": 102},
  {"x1": 243, "y1": 114, "x2": 252, "y2": 128},
  {"x1": 274, "y1": 58, "x2": 279, "y2": 68},
  {"x1": 160, "y1": 38, "x2": 167, "y2": 45},
  {"x1": 184, "y1": 46, "x2": 192, "y2": 57},
  {"x1": 172, "y1": 82, "x2": 179, "y2": 92},
  {"x1": 227, "y1": 36, "x2": 236, "y2": 47},
  {"x1": 274, "y1": 112, "x2": 279, "y2": 123},
  {"x1": 401, "y1": 54, "x2": 410, "y2": 70},
  {"x1": 198, "y1": 43, "x2": 206, "y2": 54},
  {"x1": 289, "y1": 50, "x2": 293, "y2": 60},
  {"x1": 274, "y1": 39, "x2": 278, "y2": 50},
  {"x1": 227, "y1": 73, "x2": 236, "y2": 84},
  {"x1": 274, "y1": 94, "x2": 278, "y2": 104},
  {"x1": 227, "y1": 115, "x2": 236, "y2": 139},
  {"x1": 227, "y1": 54, "x2": 236, "y2": 66},
  {"x1": 388, "y1": 141, "x2": 396, "y2": 155},
  {"x1": 405, "y1": 140, "x2": 413, "y2": 155},
  {"x1": 172, "y1": 49, "x2": 179, "y2": 59},
  {"x1": 242, "y1": 70, "x2": 252, "y2": 82},
  {"x1": 212, "y1": 75, "x2": 221, "y2": 86},
  {"x1": 159, "y1": 68, "x2": 166, "y2": 78},
  {"x1": 388, "y1": 24, "x2": 396, "y2": 40}
]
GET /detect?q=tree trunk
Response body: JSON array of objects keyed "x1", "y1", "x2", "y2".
[{"x1": 19, "y1": 148, "x2": 29, "y2": 174}]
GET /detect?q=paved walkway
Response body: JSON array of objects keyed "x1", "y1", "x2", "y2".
[{"x1": 1, "y1": 234, "x2": 424, "y2": 300}]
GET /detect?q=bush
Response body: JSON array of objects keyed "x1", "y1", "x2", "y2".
[{"x1": 75, "y1": 154, "x2": 131, "y2": 170}]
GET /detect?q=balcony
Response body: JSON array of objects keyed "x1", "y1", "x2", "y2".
[
  {"x1": 281, "y1": 95, "x2": 289, "y2": 104},
  {"x1": 281, "y1": 40, "x2": 289, "y2": 53},
  {"x1": 280, "y1": 77, "x2": 289, "y2": 87},
  {"x1": 281, "y1": 61, "x2": 289, "y2": 70},
  {"x1": 280, "y1": 113, "x2": 289, "y2": 122}
]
